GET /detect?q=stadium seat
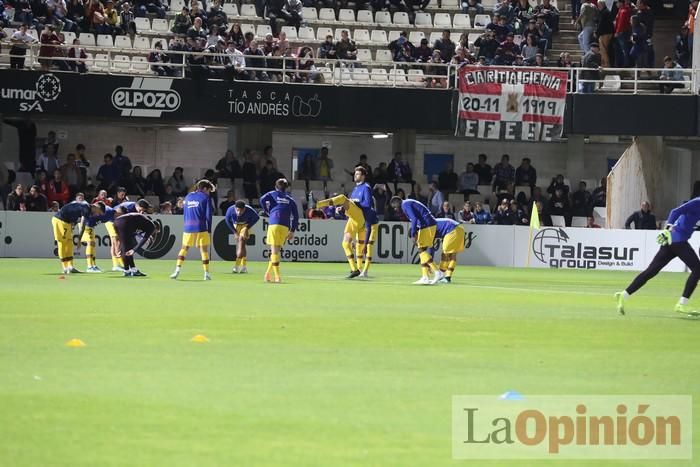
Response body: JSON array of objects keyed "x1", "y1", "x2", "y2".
[
  {"x1": 170, "y1": 0, "x2": 185, "y2": 10},
  {"x1": 429, "y1": 31, "x2": 442, "y2": 46},
  {"x1": 334, "y1": 28, "x2": 351, "y2": 41},
  {"x1": 477, "y1": 185, "x2": 492, "y2": 195},
  {"x1": 132, "y1": 35, "x2": 150, "y2": 50},
  {"x1": 222, "y1": 3, "x2": 238, "y2": 16},
  {"x1": 414, "y1": 12, "x2": 432, "y2": 27},
  {"x1": 79, "y1": 33, "x2": 97, "y2": 47},
  {"x1": 352, "y1": 67, "x2": 370, "y2": 83},
  {"x1": 514, "y1": 185, "x2": 532, "y2": 198},
  {"x1": 240, "y1": 4, "x2": 257, "y2": 16},
  {"x1": 388, "y1": 68, "x2": 408, "y2": 85},
  {"x1": 353, "y1": 29, "x2": 370, "y2": 44},
  {"x1": 407, "y1": 68, "x2": 425, "y2": 85},
  {"x1": 134, "y1": 17, "x2": 151, "y2": 32},
  {"x1": 387, "y1": 30, "x2": 401, "y2": 43},
  {"x1": 83, "y1": 52, "x2": 94, "y2": 68},
  {"x1": 151, "y1": 18, "x2": 169, "y2": 33},
  {"x1": 152, "y1": 38, "x2": 167, "y2": 49},
  {"x1": 356, "y1": 48, "x2": 372, "y2": 62},
  {"x1": 281, "y1": 26, "x2": 298, "y2": 39},
  {"x1": 408, "y1": 31, "x2": 425, "y2": 44},
  {"x1": 302, "y1": 6, "x2": 318, "y2": 21},
  {"x1": 441, "y1": 0, "x2": 458, "y2": 7},
  {"x1": 370, "y1": 29, "x2": 387, "y2": 44},
  {"x1": 370, "y1": 68, "x2": 388, "y2": 84},
  {"x1": 375, "y1": 11, "x2": 391, "y2": 25},
  {"x1": 335, "y1": 67, "x2": 353, "y2": 83},
  {"x1": 62, "y1": 31, "x2": 77, "y2": 45},
  {"x1": 256, "y1": 24, "x2": 272, "y2": 38},
  {"x1": 317, "y1": 66, "x2": 333, "y2": 82},
  {"x1": 114, "y1": 35, "x2": 132, "y2": 49},
  {"x1": 319, "y1": 8, "x2": 336, "y2": 21},
  {"x1": 393, "y1": 12, "x2": 410, "y2": 26},
  {"x1": 308, "y1": 180, "x2": 325, "y2": 191},
  {"x1": 473, "y1": 14, "x2": 491, "y2": 28},
  {"x1": 316, "y1": 27, "x2": 333, "y2": 41},
  {"x1": 97, "y1": 34, "x2": 114, "y2": 47},
  {"x1": 433, "y1": 13, "x2": 452, "y2": 28},
  {"x1": 448, "y1": 193, "x2": 465, "y2": 207},
  {"x1": 356, "y1": 10, "x2": 373, "y2": 23},
  {"x1": 241, "y1": 23, "x2": 255, "y2": 35},
  {"x1": 338, "y1": 8, "x2": 355, "y2": 23},
  {"x1": 298, "y1": 26, "x2": 316, "y2": 40},
  {"x1": 111, "y1": 54, "x2": 131, "y2": 72},
  {"x1": 600, "y1": 75, "x2": 621, "y2": 91},
  {"x1": 551, "y1": 215, "x2": 566, "y2": 227},
  {"x1": 452, "y1": 13, "x2": 471, "y2": 28},
  {"x1": 571, "y1": 216, "x2": 588, "y2": 227},
  {"x1": 467, "y1": 32, "x2": 481, "y2": 46},
  {"x1": 375, "y1": 49, "x2": 392, "y2": 62},
  {"x1": 131, "y1": 56, "x2": 151, "y2": 74}
]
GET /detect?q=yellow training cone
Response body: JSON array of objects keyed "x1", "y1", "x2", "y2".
[
  {"x1": 65, "y1": 338, "x2": 86, "y2": 347},
  {"x1": 191, "y1": 334, "x2": 210, "y2": 343}
]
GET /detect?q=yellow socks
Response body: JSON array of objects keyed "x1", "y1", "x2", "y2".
[
  {"x1": 176, "y1": 247, "x2": 188, "y2": 268},
  {"x1": 355, "y1": 241, "x2": 365, "y2": 271},
  {"x1": 446, "y1": 259, "x2": 457, "y2": 278},
  {"x1": 270, "y1": 253, "x2": 281, "y2": 279},
  {"x1": 200, "y1": 247, "x2": 210, "y2": 272},
  {"x1": 343, "y1": 241, "x2": 357, "y2": 271},
  {"x1": 362, "y1": 241, "x2": 374, "y2": 273}
]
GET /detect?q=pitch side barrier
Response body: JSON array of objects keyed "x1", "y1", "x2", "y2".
[{"x1": 0, "y1": 212, "x2": 689, "y2": 272}]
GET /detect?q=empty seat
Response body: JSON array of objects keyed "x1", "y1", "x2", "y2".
[
  {"x1": 452, "y1": 13, "x2": 471, "y2": 28},
  {"x1": 222, "y1": 3, "x2": 238, "y2": 16},
  {"x1": 133, "y1": 35, "x2": 151, "y2": 49},
  {"x1": 316, "y1": 27, "x2": 333, "y2": 41},
  {"x1": 441, "y1": 0, "x2": 458, "y2": 7},
  {"x1": 473, "y1": 14, "x2": 491, "y2": 28},
  {"x1": 467, "y1": 32, "x2": 481, "y2": 46},
  {"x1": 375, "y1": 11, "x2": 391, "y2": 25},
  {"x1": 448, "y1": 193, "x2": 465, "y2": 207},
  {"x1": 62, "y1": 31, "x2": 77, "y2": 45},
  {"x1": 352, "y1": 67, "x2": 370, "y2": 83},
  {"x1": 389, "y1": 68, "x2": 407, "y2": 85},
  {"x1": 375, "y1": 49, "x2": 393, "y2": 62},
  {"x1": 550, "y1": 215, "x2": 566, "y2": 227},
  {"x1": 571, "y1": 216, "x2": 588, "y2": 228},
  {"x1": 356, "y1": 48, "x2": 372, "y2": 62},
  {"x1": 408, "y1": 31, "x2": 425, "y2": 44},
  {"x1": 334, "y1": 67, "x2": 353, "y2": 83},
  {"x1": 514, "y1": 186, "x2": 532, "y2": 198},
  {"x1": 298, "y1": 26, "x2": 316, "y2": 40},
  {"x1": 393, "y1": 12, "x2": 410, "y2": 25},
  {"x1": 338, "y1": 8, "x2": 355, "y2": 22},
  {"x1": 317, "y1": 66, "x2": 333, "y2": 82},
  {"x1": 334, "y1": 28, "x2": 350, "y2": 41},
  {"x1": 600, "y1": 75, "x2": 621, "y2": 91},
  {"x1": 353, "y1": 29, "x2": 370, "y2": 43},
  {"x1": 134, "y1": 17, "x2": 151, "y2": 32},
  {"x1": 414, "y1": 12, "x2": 432, "y2": 26},
  {"x1": 132, "y1": 56, "x2": 151, "y2": 74},
  {"x1": 96, "y1": 34, "x2": 113, "y2": 47},
  {"x1": 281, "y1": 25, "x2": 298, "y2": 39},
  {"x1": 387, "y1": 30, "x2": 401, "y2": 42},
  {"x1": 429, "y1": 31, "x2": 441, "y2": 46},
  {"x1": 241, "y1": 23, "x2": 255, "y2": 35},
  {"x1": 302, "y1": 6, "x2": 318, "y2": 20},
  {"x1": 407, "y1": 68, "x2": 425, "y2": 84},
  {"x1": 151, "y1": 18, "x2": 169, "y2": 32},
  {"x1": 240, "y1": 4, "x2": 257, "y2": 16},
  {"x1": 170, "y1": 0, "x2": 185, "y2": 10},
  {"x1": 114, "y1": 35, "x2": 132, "y2": 48},
  {"x1": 111, "y1": 54, "x2": 131, "y2": 72},
  {"x1": 256, "y1": 24, "x2": 272, "y2": 38},
  {"x1": 370, "y1": 29, "x2": 388, "y2": 44},
  {"x1": 356, "y1": 9, "x2": 373, "y2": 23},
  {"x1": 319, "y1": 7, "x2": 336, "y2": 21},
  {"x1": 433, "y1": 12, "x2": 452, "y2": 28},
  {"x1": 370, "y1": 68, "x2": 388, "y2": 83},
  {"x1": 79, "y1": 32, "x2": 96, "y2": 46}
]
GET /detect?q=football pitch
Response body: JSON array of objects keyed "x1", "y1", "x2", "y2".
[{"x1": 1, "y1": 258, "x2": 699, "y2": 466}]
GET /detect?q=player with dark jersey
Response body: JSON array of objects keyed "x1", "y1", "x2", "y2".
[
  {"x1": 113, "y1": 212, "x2": 157, "y2": 277},
  {"x1": 52, "y1": 200, "x2": 104, "y2": 274}
]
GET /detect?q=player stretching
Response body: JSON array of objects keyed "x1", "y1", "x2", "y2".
[
  {"x1": 401, "y1": 198, "x2": 444, "y2": 285},
  {"x1": 433, "y1": 218, "x2": 466, "y2": 283},
  {"x1": 346, "y1": 167, "x2": 376, "y2": 275},
  {"x1": 224, "y1": 200, "x2": 260, "y2": 273},
  {"x1": 315, "y1": 193, "x2": 378, "y2": 279},
  {"x1": 81, "y1": 202, "x2": 116, "y2": 273},
  {"x1": 52, "y1": 200, "x2": 104, "y2": 274},
  {"x1": 615, "y1": 198, "x2": 700, "y2": 315},
  {"x1": 170, "y1": 180, "x2": 215, "y2": 281},
  {"x1": 260, "y1": 178, "x2": 298, "y2": 283},
  {"x1": 106, "y1": 199, "x2": 151, "y2": 272},
  {"x1": 113, "y1": 212, "x2": 157, "y2": 277}
]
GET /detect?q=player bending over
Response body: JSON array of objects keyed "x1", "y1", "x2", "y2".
[
  {"x1": 401, "y1": 198, "x2": 444, "y2": 285},
  {"x1": 81, "y1": 202, "x2": 115, "y2": 273},
  {"x1": 616, "y1": 197, "x2": 700, "y2": 315},
  {"x1": 106, "y1": 199, "x2": 151, "y2": 272},
  {"x1": 260, "y1": 178, "x2": 298, "y2": 283},
  {"x1": 316, "y1": 193, "x2": 378, "y2": 279},
  {"x1": 434, "y1": 218, "x2": 466, "y2": 283},
  {"x1": 52, "y1": 200, "x2": 105, "y2": 274},
  {"x1": 171, "y1": 180, "x2": 215, "y2": 281},
  {"x1": 113, "y1": 212, "x2": 157, "y2": 277},
  {"x1": 224, "y1": 200, "x2": 260, "y2": 273}
]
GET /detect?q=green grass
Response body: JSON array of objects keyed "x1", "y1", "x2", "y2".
[{"x1": 1, "y1": 258, "x2": 700, "y2": 466}]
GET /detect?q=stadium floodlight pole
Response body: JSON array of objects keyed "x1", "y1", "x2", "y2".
[{"x1": 526, "y1": 201, "x2": 541, "y2": 267}]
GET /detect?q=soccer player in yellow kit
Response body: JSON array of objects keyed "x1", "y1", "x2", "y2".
[
  {"x1": 434, "y1": 218, "x2": 466, "y2": 283},
  {"x1": 51, "y1": 200, "x2": 105, "y2": 273},
  {"x1": 259, "y1": 178, "x2": 299, "y2": 283}
]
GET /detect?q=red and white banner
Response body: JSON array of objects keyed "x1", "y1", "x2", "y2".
[{"x1": 454, "y1": 67, "x2": 568, "y2": 141}]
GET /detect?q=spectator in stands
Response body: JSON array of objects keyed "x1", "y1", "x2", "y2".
[
  {"x1": 514, "y1": 157, "x2": 537, "y2": 187},
  {"x1": 47, "y1": 169, "x2": 70, "y2": 206},
  {"x1": 676, "y1": 26, "x2": 691, "y2": 68},
  {"x1": 296, "y1": 46, "x2": 321, "y2": 83},
  {"x1": 60, "y1": 153, "x2": 81, "y2": 195},
  {"x1": 25, "y1": 185, "x2": 48, "y2": 212},
  {"x1": 521, "y1": 34, "x2": 539, "y2": 64},
  {"x1": 119, "y1": 2, "x2": 136, "y2": 35},
  {"x1": 6, "y1": 184, "x2": 26, "y2": 211},
  {"x1": 373, "y1": 162, "x2": 388, "y2": 184},
  {"x1": 227, "y1": 23, "x2": 244, "y2": 49},
  {"x1": 146, "y1": 169, "x2": 165, "y2": 200},
  {"x1": 531, "y1": 200, "x2": 550, "y2": 226},
  {"x1": 208, "y1": 0, "x2": 228, "y2": 29},
  {"x1": 166, "y1": 167, "x2": 187, "y2": 197},
  {"x1": 462, "y1": 0, "x2": 484, "y2": 17},
  {"x1": 336, "y1": 30, "x2": 357, "y2": 62},
  {"x1": 92, "y1": 189, "x2": 110, "y2": 205},
  {"x1": 38, "y1": 25, "x2": 62, "y2": 72},
  {"x1": 547, "y1": 175, "x2": 569, "y2": 195},
  {"x1": 385, "y1": 196, "x2": 407, "y2": 222},
  {"x1": 387, "y1": 152, "x2": 412, "y2": 182},
  {"x1": 38, "y1": 145, "x2": 60, "y2": 176},
  {"x1": 219, "y1": 190, "x2": 236, "y2": 214},
  {"x1": 510, "y1": 200, "x2": 529, "y2": 225},
  {"x1": 571, "y1": 181, "x2": 592, "y2": 217},
  {"x1": 457, "y1": 201, "x2": 474, "y2": 223},
  {"x1": 319, "y1": 35, "x2": 337, "y2": 60},
  {"x1": 659, "y1": 56, "x2": 684, "y2": 93},
  {"x1": 625, "y1": 201, "x2": 656, "y2": 229},
  {"x1": 158, "y1": 201, "x2": 172, "y2": 214},
  {"x1": 409, "y1": 183, "x2": 428, "y2": 205},
  {"x1": 216, "y1": 150, "x2": 241, "y2": 181},
  {"x1": 9, "y1": 25, "x2": 36, "y2": 70},
  {"x1": 591, "y1": 177, "x2": 606, "y2": 207},
  {"x1": 267, "y1": 0, "x2": 290, "y2": 37},
  {"x1": 172, "y1": 7, "x2": 192, "y2": 34},
  {"x1": 427, "y1": 182, "x2": 444, "y2": 215},
  {"x1": 370, "y1": 184, "x2": 388, "y2": 220},
  {"x1": 114, "y1": 187, "x2": 128, "y2": 205},
  {"x1": 259, "y1": 159, "x2": 283, "y2": 193},
  {"x1": 459, "y1": 163, "x2": 480, "y2": 196},
  {"x1": 244, "y1": 40, "x2": 269, "y2": 81},
  {"x1": 224, "y1": 41, "x2": 248, "y2": 80},
  {"x1": 148, "y1": 42, "x2": 174, "y2": 76},
  {"x1": 490, "y1": 15, "x2": 513, "y2": 43},
  {"x1": 556, "y1": 51, "x2": 574, "y2": 67},
  {"x1": 474, "y1": 30, "x2": 499, "y2": 64},
  {"x1": 514, "y1": 0, "x2": 534, "y2": 31},
  {"x1": 535, "y1": 0, "x2": 559, "y2": 32},
  {"x1": 206, "y1": 24, "x2": 224, "y2": 49},
  {"x1": 614, "y1": 0, "x2": 633, "y2": 67},
  {"x1": 66, "y1": 38, "x2": 87, "y2": 73},
  {"x1": 451, "y1": 47, "x2": 473, "y2": 66},
  {"x1": 579, "y1": 42, "x2": 601, "y2": 93},
  {"x1": 473, "y1": 202, "x2": 492, "y2": 224},
  {"x1": 576, "y1": 0, "x2": 597, "y2": 53},
  {"x1": 297, "y1": 154, "x2": 315, "y2": 182},
  {"x1": 113, "y1": 146, "x2": 131, "y2": 186},
  {"x1": 438, "y1": 162, "x2": 458, "y2": 192},
  {"x1": 494, "y1": 198, "x2": 513, "y2": 225},
  {"x1": 390, "y1": 31, "x2": 415, "y2": 63},
  {"x1": 187, "y1": 17, "x2": 207, "y2": 41},
  {"x1": 436, "y1": 200, "x2": 455, "y2": 219},
  {"x1": 127, "y1": 166, "x2": 147, "y2": 198},
  {"x1": 102, "y1": 0, "x2": 119, "y2": 34},
  {"x1": 162, "y1": 184, "x2": 177, "y2": 204},
  {"x1": 629, "y1": 15, "x2": 649, "y2": 68},
  {"x1": 34, "y1": 171, "x2": 49, "y2": 197},
  {"x1": 474, "y1": 154, "x2": 492, "y2": 185},
  {"x1": 595, "y1": 0, "x2": 614, "y2": 67},
  {"x1": 492, "y1": 154, "x2": 515, "y2": 191},
  {"x1": 314, "y1": 147, "x2": 334, "y2": 181},
  {"x1": 173, "y1": 197, "x2": 185, "y2": 215},
  {"x1": 241, "y1": 150, "x2": 258, "y2": 202},
  {"x1": 548, "y1": 186, "x2": 570, "y2": 223},
  {"x1": 96, "y1": 154, "x2": 119, "y2": 193},
  {"x1": 426, "y1": 50, "x2": 447, "y2": 88},
  {"x1": 136, "y1": 0, "x2": 166, "y2": 19},
  {"x1": 434, "y1": 30, "x2": 456, "y2": 62}
]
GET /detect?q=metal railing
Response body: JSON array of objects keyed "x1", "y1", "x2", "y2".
[{"x1": 1, "y1": 40, "x2": 696, "y2": 94}]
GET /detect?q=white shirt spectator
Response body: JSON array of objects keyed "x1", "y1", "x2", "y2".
[
  {"x1": 428, "y1": 189, "x2": 444, "y2": 215},
  {"x1": 227, "y1": 47, "x2": 246, "y2": 69},
  {"x1": 11, "y1": 30, "x2": 36, "y2": 48}
]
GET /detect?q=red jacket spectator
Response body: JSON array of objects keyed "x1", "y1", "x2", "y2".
[
  {"x1": 47, "y1": 174, "x2": 71, "y2": 206},
  {"x1": 614, "y1": 2, "x2": 633, "y2": 35}
]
